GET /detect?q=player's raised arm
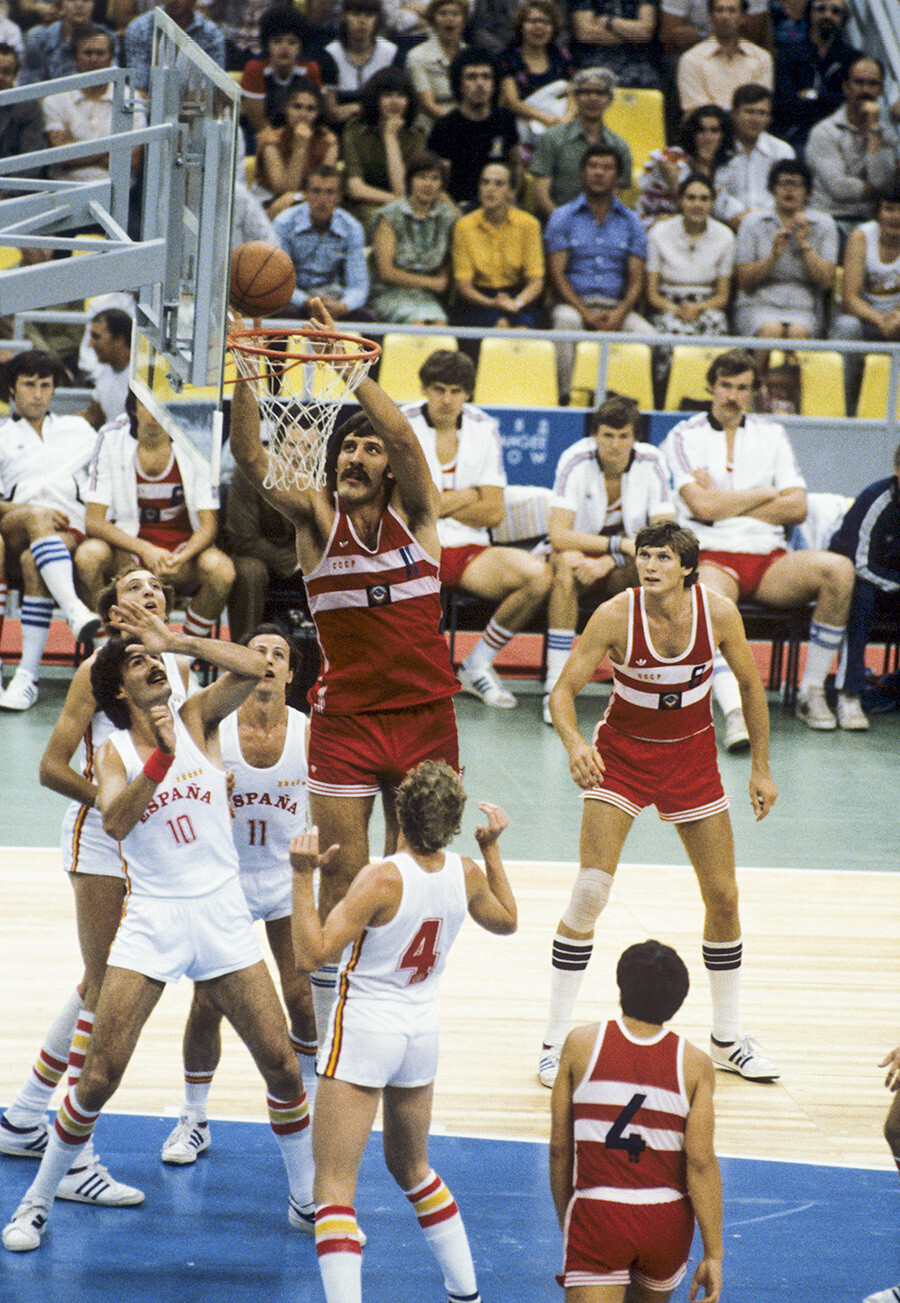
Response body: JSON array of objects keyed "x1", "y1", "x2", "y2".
[
  {"x1": 463, "y1": 802, "x2": 517, "y2": 935},
  {"x1": 228, "y1": 361, "x2": 313, "y2": 525}
]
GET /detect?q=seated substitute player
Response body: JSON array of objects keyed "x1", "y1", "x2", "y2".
[
  {"x1": 228, "y1": 298, "x2": 459, "y2": 1037},
  {"x1": 540, "y1": 520, "x2": 780, "y2": 1088},
  {"x1": 0, "y1": 349, "x2": 101, "y2": 711},
  {"x1": 404, "y1": 348, "x2": 552, "y2": 709},
  {"x1": 0, "y1": 568, "x2": 187, "y2": 1204},
  {"x1": 550, "y1": 940, "x2": 723, "y2": 1303},
  {"x1": 2, "y1": 605, "x2": 315, "y2": 1253},
  {"x1": 161, "y1": 622, "x2": 318, "y2": 1165},
  {"x1": 290, "y1": 760, "x2": 517, "y2": 1303},
  {"x1": 78, "y1": 390, "x2": 234, "y2": 639},
  {"x1": 544, "y1": 394, "x2": 675, "y2": 725},
  {"x1": 662, "y1": 347, "x2": 860, "y2": 746}
]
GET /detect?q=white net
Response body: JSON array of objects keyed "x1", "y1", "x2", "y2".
[{"x1": 229, "y1": 331, "x2": 378, "y2": 491}]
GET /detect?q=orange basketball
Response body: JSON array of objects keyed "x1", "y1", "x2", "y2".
[{"x1": 230, "y1": 241, "x2": 296, "y2": 317}]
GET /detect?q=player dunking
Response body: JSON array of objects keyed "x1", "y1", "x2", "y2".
[
  {"x1": 541, "y1": 520, "x2": 779, "y2": 1088},
  {"x1": 290, "y1": 760, "x2": 517, "y2": 1303},
  {"x1": 3, "y1": 607, "x2": 314, "y2": 1252},
  {"x1": 229, "y1": 299, "x2": 459, "y2": 1033},
  {"x1": 161, "y1": 623, "x2": 318, "y2": 1165},
  {"x1": 550, "y1": 940, "x2": 723, "y2": 1303}
]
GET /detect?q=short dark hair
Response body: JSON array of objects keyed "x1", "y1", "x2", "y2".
[
  {"x1": 323, "y1": 410, "x2": 393, "y2": 498},
  {"x1": 731, "y1": 82, "x2": 772, "y2": 111},
  {"x1": 617, "y1": 940, "x2": 690, "y2": 1025},
  {"x1": 339, "y1": 0, "x2": 382, "y2": 38},
  {"x1": 306, "y1": 163, "x2": 343, "y2": 190},
  {"x1": 259, "y1": 4, "x2": 307, "y2": 49},
  {"x1": 73, "y1": 24, "x2": 114, "y2": 54},
  {"x1": 419, "y1": 348, "x2": 476, "y2": 395},
  {"x1": 0, "y1": 350, "x2": 66, "y2": 403},
  {"x1": 633, "y1": 521, "x2": 700, "y2": 585},
  {"x1": 449, "y1": 47, "x2": 497, "y2": 102},
  {"x1": 244, "y1": 621, "x2": 301, "y2": 677},
  {"x1": 678, "y1": 104, "x2": 734, "y2": 169},
  {"x1": 0, "y1": 42, "x2": 20, "y2": 71},
  {"x1": 677, "y1": 171, "x2": 715, "y2": 200},
  {"x1": 90, "y1": 638, "x2": 139, "y2": 729},
  {"x1": 706, "y1": 347, "x2": 758, "y2": 389},
  {"x1": 405, "y1": 150, "x2": 446, "y2": 188},
  {"x1": 513, "y1": 0, "x2": 562, "y2": 43},
  {"x1": 767, "y1": 158, "x2": 811, "y2": 193},
  {"x1": 479, "y1": 157, "x2": 514, "y2": 188},
  {"x1": 587, "y1": 394, "x2": 640, "y2": 436},
  {"x1": 359, "y1": 65, "x2": 418, "y2": 127},
  {"x1": 582, "y1": 144, "x2": 622, "y2": 177},
  {"x1": 273, "y1": 75, "x2": 325, "y2": 129},
  {"x1": 93, "y1": 307, "x2": 133, "y2": 345},
  {"x1": 395, "y1": 759, "x2": 466, "y2": 854},
  {"x1": 97, "y1": 567, "x2": 175, "y2": 630},
  {"x1": 425, "y1": 0, "x2": 468, "y2": 23}
]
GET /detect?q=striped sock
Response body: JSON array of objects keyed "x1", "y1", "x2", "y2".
[
  {"x1": 543, "y1": 933, "x2": 593, "y2": 1048},
  {"x1": 67, "y1": 1010, "x2": 94, "y2": 1088},
  {"x1": 28, "y1": 1088, "x2": 99, "y2": 1203},
  {"x1": 405, "y1": 1170, "x2": 479, "y2": 1301},
  {"x1": 703, "y1": 937, "x2": 742, "y2": 1043},
  {"x1": 19, "y1": 596, "x2": 53, "y2": 680},
  {"x1": 290, "y1": 1032, "x2": 319, "y2": 1096},
  {"x1": 182, "y1": 606, "x2": 215, "y2": 639},
  {"x1": 4, "y1": 988, "x2": 83, "y2": 1124},
  {"x1": 800, "y1": 621, "x2": 845, "y2": 691},
  {"x1": 464, "y1": 617, "x2": 515, "y2": 671},
  {"x1": 311, "y1": 965, "x2": 338, "y2": 1043},
  {"x1": 183, "y1": 1068, "x2": 215, "y2": 1121},
  {"x1": 0, "y1": 578, "x2": 7, "y2": 647},
  {"x1": 315, "y1": 1204, "x2": 362, "y2": 1303},
  {"x1": 268, "y1": 1093, "x2": 313, "y2": 1205},
  {"x1": 544, "y1": 629, "x2": 575, "y2": 695},
  {"x1": 30, "y1": 535, "x2": 82, "y2": 613}
]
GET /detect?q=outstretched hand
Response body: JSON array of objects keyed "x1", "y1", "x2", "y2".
[
  {"x1": 109, "y1": 599, "x2": 172, "y2": 652},
  {"x1": 880, "y1": 1045, "x2": 900, "y2": 1090},
  {"x1": 290, "y1": 826, "x2": 341, "y2": 874},
  {"x1": 474, "y1": 802, "x2": 508, "y2": 849}
]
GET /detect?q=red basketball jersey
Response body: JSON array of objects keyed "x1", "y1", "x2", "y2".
[
  {"x1": 136, "y1": 453, "x2": 191, "y2": 548},
  {"x1": 572, "y1": 1018, "x2": 689, "y2": 1201},
  {"x1": 304, "y1": 500, "x2": 458, "y2": 715},
  {"x1": 604, "y1": 584, "x2": 715, "y2": 742}
]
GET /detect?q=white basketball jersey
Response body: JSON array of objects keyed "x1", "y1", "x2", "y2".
[
  {"x1": 108, "y1": 709, "x2": 239, "y2": 897},
  {"x1": 338, "y1": 850, "x2": 468, "y2": 1007},
  {"x1": 219, "y1": 706, "x2": 310, "y2": 874}
]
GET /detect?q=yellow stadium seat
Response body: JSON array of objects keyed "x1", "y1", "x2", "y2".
[
  {"x1": 377, "y1": 333, "x2": 458, "y2": 402},
  {"x1": 0, "y1": 247, "x2": 22, "y2": 270},
  {"x1": 604, "y1": 88, "x2": 666, "y2": 179},
  {"x1": 663, "y1": 344, "x2": 721, "y2": 410},
  {"x1": 569, "y1": 340, "x2": 653, "y2": 409},
  {"x1": 473, "y1": 337, "x2": 559, "y2": 407},
  {"x1": 856, "y1": 353, "x2": 900, "y2": 418},
  {"x1": 794, "y1": 350, "x2": 845, "y2": 418},
  {"x1": 244, "y1": 154, "x2": 256, "y2": 188}
]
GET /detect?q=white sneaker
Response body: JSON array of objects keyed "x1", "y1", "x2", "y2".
[
  {"x1": 863, "y1": 1287, "x2": 900, "y2": 1302},
  {"x1": 161, "y1": 1116, "x2": 210, "y2": 1165},
  {"x1": 67, "y1": 604, "x2": 101, "y2": 645},
  {"x1": 0, "y1": 1114, "x2": 49, "y2": 1157},
  {"x1": 542, "y1": 695, "x2": 553, "y2": 726},
  {"x1": 0, "y1": 668, "x2": 38, "y2": 711},
  {"x1": 457, "y1": 663, "x2": 517, "y2": 709},
  {"x1": 2, "y1": 1197, "x2": 50, "y2": 1252},
  {"x1": 56, "y1": 1157, "x2": 144, "y2": 1206},
  {"x1": 710, "y1": 1035, "x2": 780, "y2": 1081},
  {"x1": 723, "y1": 708, "x2": 750, "y2": 754},
  {"x1": 837, "y1": 692, "x2": 870, "y2": 731},
  {"x1": 539, "y1": 1044, "x2": 561, "y2": 1088},
  {"x1": 288, "y1": 1195, "x2": 316, "y2": 1234},
  {"x1": 795, "y1": 685, "x2": 836, "y2": 731}
]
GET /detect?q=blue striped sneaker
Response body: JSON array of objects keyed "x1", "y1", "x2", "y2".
[
  {"x1": 864, "y1": 1288, "x2": 900, "y2": 1302},
  {"x1": 3, "y1": 1197, "x2": 50, "y2": 1252},
  {"x1": 57, "y1": 1157, "x2": 144, "y2": 1206},
  {"x1": 710, "y1": 1035, "x2": 779, "y2": 1081},
  {"x1": 161, "y1": 1117, "x2": 210, "y2": 1165},
  {"x1": 0, "y1": 1114, "x2": 49, "y2": 1158}
]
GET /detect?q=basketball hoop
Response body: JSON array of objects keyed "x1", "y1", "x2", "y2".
[{"x1": 226, "y1": 325, "x2": 381, "y2": 492}]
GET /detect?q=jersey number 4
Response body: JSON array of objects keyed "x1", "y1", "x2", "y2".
[
  {"x1": 398, "y1": 919, "x2": 442, "y2": 985},
  {"x1": 605, "y1": 1093, "x2": 647, "y2": 1163}
]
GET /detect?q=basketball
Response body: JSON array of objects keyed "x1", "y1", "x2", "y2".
[{"x1": 229, "y1": 241, "x2": 296, "y2": 317}]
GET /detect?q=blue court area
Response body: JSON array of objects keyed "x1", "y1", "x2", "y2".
[{"x1": 1, "y1": 1111, "x2": 897, "y2": 1303}]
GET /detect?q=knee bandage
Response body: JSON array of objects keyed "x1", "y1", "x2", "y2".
[{"x1": 561, "y1": 868, "x2": 614, "y2": 933}]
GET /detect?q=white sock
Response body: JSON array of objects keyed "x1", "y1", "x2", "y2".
[
  {"x1": 464, "y1": 617, "x2": 514, "y2": 672},
  {"x1": 544, "y1": 934, "x2": 594, "y2": 1048},
  {"x1": 4, "y1": 988, "x2": 84, "y2": 1125},
  {"x1": 183, "y1": 1069, "x2": 215, "y2": 1121},
  {"x1": 800, "y1": 621, "x2": 845, "y2": 691},
  {"x1": 268, "y1": 1093, "x2": 313, "y2": 1206},
  {"x1": 405, "y1": 1170, "x2": 480, "y2": 1301},
  {"x1": 316, "y1": 1204, "x2": 363, "y2": 1302},
  {"x1": 18, "y1": 596, "x2": 53, "y2": 680},
  {"x1": 290, "y1": 1033, "x2": 319, "y2": 1103},
  {"x1": 29, "y1": 536, "x2": 82, "y2": 614},
  {"x1": 311, "y1": 966, "x2": 338, "y2": 1044},
  {"x1": 544, "y1": 629, "x2": 575, "y2": 695},
  {"x1": 711, "y1": 652, "x2": 743, "y2": 716},
  {"x1": 29, "y1": 1088, "x2": 99, "y2": 1203},
  {"x1": 703, "y1": 938, "x2": 742, "y2": 1043}
]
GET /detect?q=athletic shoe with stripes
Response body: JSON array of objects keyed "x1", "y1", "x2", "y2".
[
  {"x1": 0, "y1": 1114, "x2": 49, "y2": 1157},
  {"x1": 56, "y1": 1157, "x2": 144, "y2": 1205},
  {"x1": 2, "y1": 1197, "x2": 50, "y2": 1252},
  {"x1": 161, "y1": 1116, "x2": 210, "y2": 1165},
  {"x1": 710, "y1": 1035, "x2": 779, "y2": 1081},
  {"x1": 864, "y1": 1288, "x2": 900, "y2": 1302},
  {"x1": 539, "y1": 1044, "x2": 561, "y2": 1088}
]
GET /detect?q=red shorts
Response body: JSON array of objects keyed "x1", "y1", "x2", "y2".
[
  {"x1": 560, "y1": 1193, "x2": 694, "y2": 1291},
  {"x1": 699, "y1": 549, "x2": 786, "y2": 600},
  {"x1": 306, "y1": 697, "x2": 459, "y2": 797},
  {"x1": 440, "y1": 544, "x2": 488, "y2": 589},
  {"x1": 586, "y1": 722, "x2": 730, "y2": 823}
]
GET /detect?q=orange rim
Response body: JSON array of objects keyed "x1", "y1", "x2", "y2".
[{"x1": 225, "y1": 325, "x2": 381, "y2": 383}]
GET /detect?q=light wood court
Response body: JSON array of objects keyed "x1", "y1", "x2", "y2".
[{"x1": 3, "y1": 847, "x2": 897, "y2": 1171}]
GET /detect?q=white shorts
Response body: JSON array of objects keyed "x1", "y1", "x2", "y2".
[
  {"x1": 238, "y1": 865, "x2": 292, "y2": 923},
  {"x1": 61, "y1": 803, "x2": 126, "y2": 879},
  {"x1": 107, "y1": 878, "x2": 263, "y2": 983},
  {"x1": 319, "y1": 994, "x2": 439, "y2": 1089}
]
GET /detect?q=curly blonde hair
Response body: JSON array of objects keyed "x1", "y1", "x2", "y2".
[{"x1": 395, "y1": 760, "x2": 466, "y2": 854}]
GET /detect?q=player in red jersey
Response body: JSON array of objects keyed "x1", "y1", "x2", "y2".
[
  {"x1": 550, "y1": 939, "x2": 723, "y2": 1303},
  {"x1": 540, "y1": 520, "x2": 779, "y2": 1089},
  {"x1": 229, "y1": 299, "x2": 459, "y2": 1033}
]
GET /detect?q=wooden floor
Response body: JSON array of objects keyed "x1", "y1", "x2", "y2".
[{"x1": 3, "y1": 846, "x2": 897, "y2": 1172}]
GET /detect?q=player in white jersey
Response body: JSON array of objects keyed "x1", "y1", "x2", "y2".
[
  {"x1": 0, "y1": 567, "x2": 188, "y2": 1208},
  {"x1": 161, "y1": 623, "x2": 318, "y2": 1167},
  {"x1": 290, "y1": 760, "x2": 517, "y2": 1303},
  {"x1": 2, "y1": 606, "x2": 315, "y2": 1253}
]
